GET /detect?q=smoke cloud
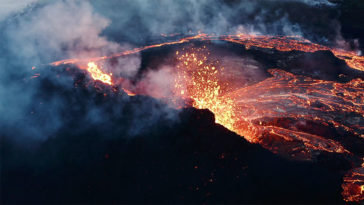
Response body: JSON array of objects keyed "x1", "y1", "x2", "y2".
[{"x1": 0, "y1": 0, "x2": 163, "y2": 141}]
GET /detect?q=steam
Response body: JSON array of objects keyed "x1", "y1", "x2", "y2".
[
  {"x1": 5, "y1": 0, "x2": 122, "y2": 65},
  {"x1": 104, "y1": 53, "x2": 141, "y2": 78},
  {"x1": 136, "y1": 66, "x2": 177, "y2": 99}
]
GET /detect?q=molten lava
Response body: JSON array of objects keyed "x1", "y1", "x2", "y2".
[
  {"x1": 172, "y1": 47, "x2": 362, "y2": 156},
  {"x1": 50, "y1": 33, "x2": 364, "y2": 72},
  {"x1": 48, "y1": 33, "x2": 364, "y2": 202},
  {"x1": 171, "y1": 46, "x2": 363, "y2": 202},
  {"x1": 173, "y1": 47, "x2": 236, "y2": 131},
  {"x1": 342, "y1": 165, "x2": 364, "y2": 202},
  {"x1": 86, "y1": 62, "x2": 112, "y2": 85}
]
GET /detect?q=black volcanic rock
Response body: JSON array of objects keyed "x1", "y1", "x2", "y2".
[
  {"x1": 1, "y1": 108, "x2": 346, "y2": 204},
  {"x1": 1, "y1": 69, "x2": 347, "y2": 203}
]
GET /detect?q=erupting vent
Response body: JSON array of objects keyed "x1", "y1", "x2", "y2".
[
  {"x1": 46, "y1": 33, "x2": 364, "y2": 202},
  {"x1": 173, "y1": 46, "x2": 236, "y2": 131}
]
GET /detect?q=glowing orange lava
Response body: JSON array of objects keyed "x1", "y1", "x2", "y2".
[
  {"x1": 173, "y1": 47, "x2": 236, "y2": 131},
  {"x1": 51, "y1": 33, "x2": 364, "y2": 72},
  {"x1": 49, "y1": 33, "x2": 364, "y2": 202},
  {"x1": 342, "y1": 166, "x2": 364, "y2": 202},
  {"x1": 171, "y1": 46, "x2": 363, "y2": 202},
  {"x1": 86, "y1": 62, "x2": 112, "y2": 85},
  {"x1": 122, "y1": 88, "x2": 136, "y2": 96},
  {"x1": 173, "y1": 47, "x2": 362, "y2": 158}
]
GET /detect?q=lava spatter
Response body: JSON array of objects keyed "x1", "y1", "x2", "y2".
[
  {"x1": 173, "y1": 46, "x2": 236, "y2": 131},
  {"x1": 49, "y1": 34, "x2": 364, "y2": 202}
]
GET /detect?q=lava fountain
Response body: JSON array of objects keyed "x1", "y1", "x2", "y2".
[
  {"x1": 171, "y1": 45, "x2": 363, "y2": 202},
  {"x1": 47, "y1": 33, "x2": 364, "y2": 202}
]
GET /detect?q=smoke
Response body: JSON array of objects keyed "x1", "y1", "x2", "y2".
[
  {"x1": 2, "y1": 2, "x2": 363, "y2": 203},
  {"x1": 91, "y1": 0, "x2": 342, "y2": 45},
  {"x1": 4, "y1": 0, "x2": 123, "y2": 65},
  {"x1": 219, "y1": 55, "x2": 269, "y2": 88},
  {"x1": 0, "y1": 0, "x2": 356, "y2": 142},
  {"x1": 0, "y1": 0, "x2": 40, "y2": 22},
  {"x1": 104, "y1": 53, "x2": 141, "y2": 79},
  {"x1": 136, "y1": 65, "x2": 177, "y2": 99},
  {"x1": 0, "y1": 0, "x2": 171, "y2": 141},
  {"x1": 289, "y1": 0, "x2": 336, "y2": 7}
]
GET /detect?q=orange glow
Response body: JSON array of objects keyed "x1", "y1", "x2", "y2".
[
  {"x1": 122, "y1": 88, "x2": 136, "y2": 96},
  {"x1": 173, "y1": 47, "x2": 236, "y2": 131},
  {"x1": 173, "y1": 47, "x2": 361, "y2": 157},
  {"x1": 342, "y1": 166, "x2": 364, "y2": 202},
  {"x1": 51, "y1": 33, "x2": 364, "y2": 72},
  {"x1": 50, "y1": 33, "x2": 364, "y2": 202},
  {"x1": 172, "y1": 46, "x2": 363, "y2": 202},
  {"x1": 86, "y1": 62, "x2": 112, "y2": 85}
]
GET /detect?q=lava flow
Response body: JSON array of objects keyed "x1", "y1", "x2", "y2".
[
  {"x1": 50, "y1": 33, "x2": 364, "y2": 72},
  {"x1": 48, "y1": 34, "x2": 364, "y2": 202},
  {"x1": 86, "y1": 62, "x2": 112, "y2": 85},
  {"x1": 172, "y1": 46, "x2": 362, "y2": 155},
  {"x1": 171, "y1": 46, "x2": 363, "y2": 202}
]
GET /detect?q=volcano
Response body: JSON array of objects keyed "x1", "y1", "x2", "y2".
[
  {"x1": 1, "y1": 0, "x2": 364, "y2": 204},
  {"x1": 3, "y1": 35, "x2": 363, "y2": 203}
]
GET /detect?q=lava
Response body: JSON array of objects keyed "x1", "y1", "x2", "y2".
[
  {"x1": 122, "y1": 88, "x2": 136, "y2": 96},
  {"x1": 221, "y1": 34, "x2": 364, "y2": 72},
  {"x1": 170, "y1": 46, "x2": 363, "y2": 202},
  {"x1": 86, "y1": 62, "x2": 112, "y2": 85},
  {"x1": 50, "y1": 33, "x2": 364, "y2": 72},
  {"x1": 48, "y1": 33, "x2": 364, "y2": 202},
  {"x1": 173, "y1": 47, "x2": 236, "y2": 131},
  {"x1": 342, "y1": 166, "x2": 364, "y2": 202},
  {"x1": 171, "y1": 47, "x2": 362, "y2": 157}
]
